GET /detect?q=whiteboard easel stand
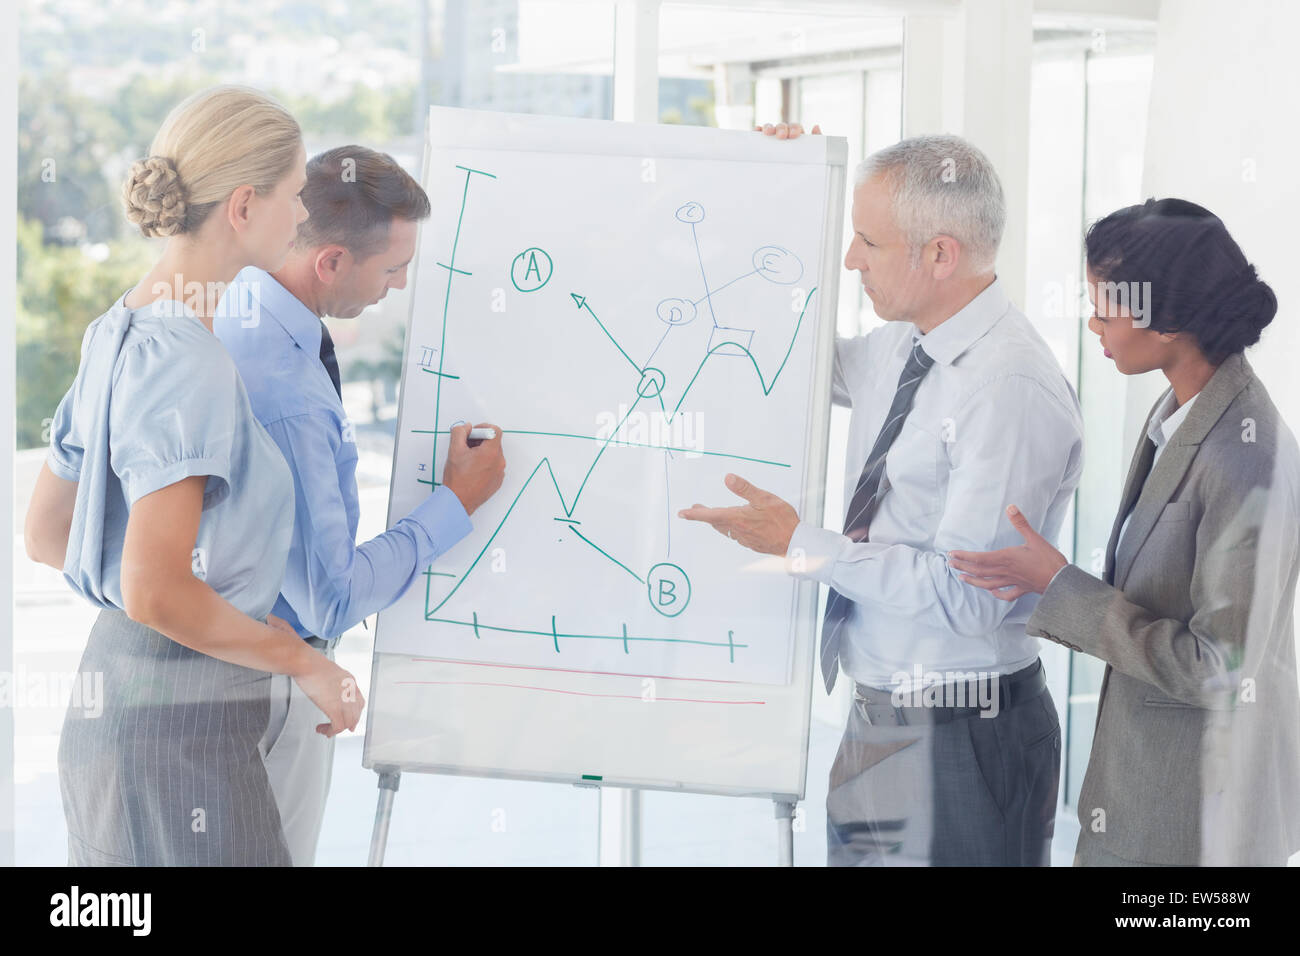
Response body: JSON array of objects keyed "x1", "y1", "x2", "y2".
[
  {"x1": 367, "y1": 767, "x2": 400, "y2": 867},
  {"x1": 362, "y1": 106, "x2": 846, "y2": 870},
  {"x1": 596, "y1": 786, "x2": 640, "y2": 866},
  {"x1": 774, "y1": 800, "x2": 796, "y2": 866},
  {"x1": 367, "y1": 772, "x2": 795, "y2": 866}
]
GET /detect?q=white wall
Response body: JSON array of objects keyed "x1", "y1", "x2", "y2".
[
  {"x1": 1136, "y1": 0, "x2": 1300, "y2": 432},
  {"x1": 1138, "y1": 0, "x2": 1300, "y2": 863},
  {"x1": 1, "y1": 9, "x2": 16, "y2": 866},
  {"x1": 902, "y1": 0, "x2": 1034, "y2": 309}
]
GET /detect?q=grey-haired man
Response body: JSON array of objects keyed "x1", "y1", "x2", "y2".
[{"x1": 682, "y1": 128, "x2": 1083, "y2": 865}]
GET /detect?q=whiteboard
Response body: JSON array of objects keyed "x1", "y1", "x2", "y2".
[{"x1": 364, "y1": 106, "x2": 846, "y2": 800}]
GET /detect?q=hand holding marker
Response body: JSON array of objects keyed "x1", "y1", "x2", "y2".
[{"x1": 443, "y1": 420, "x2": 507, "y2": 515}]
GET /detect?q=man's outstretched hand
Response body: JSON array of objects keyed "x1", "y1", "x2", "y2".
[{"x1": 678, "y1": 473, "x2": 800, "y2": 556}]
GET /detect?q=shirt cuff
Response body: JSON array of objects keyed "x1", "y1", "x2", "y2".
[
  {"x1": 405, "y1": 484, "x2": 474, "y2": 558},
  {"x1": 45, "y1": 449, "x2": 80, "y2": 483},
  {"x1": 122, "y1": 455, "x2": 232, "y2": 509},
  {"x1": 784, "y1": 521, "x2": 849, "y2": 585}
]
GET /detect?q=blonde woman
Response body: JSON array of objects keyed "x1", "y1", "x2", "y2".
[{"x1": 24, "y1": 86, "x2": 364, "y2": 866}]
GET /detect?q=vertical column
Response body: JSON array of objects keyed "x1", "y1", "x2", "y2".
[
  {"x1": 415, "y1": 0, "x2": 434, "y2": 130},
  {"x1": 901, "y1": 0, "x2": 1033, "y2": 308},
  {"x1": 613, "y1": 0, "x2": 661, "y2": 124},
  {"x1": 1, "y1": 14, "x2": 17, "y2": 866},
  {"x1": 604, "y1": 0, "x2": 660, "y2": 866},
  {"x1": 901, "y1": 15, "x2": 947, "y2": 137},
  {"x1": 713, "y1": 62, "x2": 755, "y2": 131}
]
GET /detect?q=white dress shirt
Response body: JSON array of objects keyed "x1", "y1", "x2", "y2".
[
  {"x1": 785, "y1": 277, "x2": 1084, "y2": 688},
  {"x1": 1115, "y1": 388, "x2": 1199, "y2": 547}
]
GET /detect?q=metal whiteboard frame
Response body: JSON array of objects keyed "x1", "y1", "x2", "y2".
[{"x1": 363, "y1": 106, "x2": 846, "y2": 814}]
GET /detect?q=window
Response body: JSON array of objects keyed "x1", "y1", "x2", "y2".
[
  {"x1": 1026, "y1": 30, "x2": 1155, "y2": 814},
  {"x1": 11, "y1": 0, "x2": 1157, "y2": 867}
]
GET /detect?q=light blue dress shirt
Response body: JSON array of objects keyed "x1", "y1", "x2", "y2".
[
  {"x1": 213, "y1": 266, "x2": 473, "y2": 640},
  {"x1": 47, "y1": 292, "x2": 295, "y2": 619},
  {"x1": 785, "y1": 278, "x2": 1085, "y2": 687}
]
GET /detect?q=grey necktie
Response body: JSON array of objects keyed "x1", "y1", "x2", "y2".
[{"x1": 819, "y1": 338, "x2": 936, "y2": 693}]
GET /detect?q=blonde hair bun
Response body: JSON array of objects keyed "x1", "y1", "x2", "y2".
[{"x1": 123, "y1": 155, "x2": 188, "y2": 238}]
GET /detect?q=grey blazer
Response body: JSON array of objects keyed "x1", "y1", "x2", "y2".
[{"x1": 1028, "y1": 352, "x2": 1300, "y2": 865}]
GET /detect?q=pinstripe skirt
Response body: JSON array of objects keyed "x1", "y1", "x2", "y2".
[{"x1": 57, "y1": 609, "x2": 291, "y2": 866}]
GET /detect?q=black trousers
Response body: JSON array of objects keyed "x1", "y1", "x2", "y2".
[{"x1": 826, "y1": 660, "x2": 1061, "y2": 866}]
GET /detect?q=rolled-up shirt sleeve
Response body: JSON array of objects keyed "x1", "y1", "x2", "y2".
[
  {"x1": 47, "y1": 385, "x2": 83, "y2": 482},
  {"x1": 108, "y1": 337, "x2": 237, "y2": 508},
  {"x1": 46, "y1": 318, "x2": 100, "y2": 483},
  {"x1": 785, "y1": 374, "x2": 1081, "y2": 640},
  {"x1": 266, "y1": 412, "x2": 473, "y2": 639}
]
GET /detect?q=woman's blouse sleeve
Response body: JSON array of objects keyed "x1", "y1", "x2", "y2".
[
  {"x1": 46, "y1": 384, "x2": 84, "y2": 481},
  {"x1": 107, "y1": 333, "x2": 240, "y2": 509},
  {"x1": 45, "y1": 317, "x2": 105, "y2": 481}
]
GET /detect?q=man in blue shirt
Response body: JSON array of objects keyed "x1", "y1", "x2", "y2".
[{"x1": 215, "y1": 145, "x2": 506, "y2": 865}]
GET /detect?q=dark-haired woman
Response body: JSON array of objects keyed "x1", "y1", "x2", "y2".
[{"x1": 948, "y1": 198, "x2": 1300, "y2": 866}]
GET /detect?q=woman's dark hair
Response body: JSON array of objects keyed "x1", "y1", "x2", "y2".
[{"x1": 1084, "y1": 197, "x2": 1276, "y2": 364}]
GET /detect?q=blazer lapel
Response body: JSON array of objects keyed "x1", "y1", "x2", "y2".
[
  {"x1": 1105, "y1": 426, "x2": 1157, "y2": 585},
  {"x1": 1113, "y1": 442, "x2": 1196, "y2": 589},
  {"x1": 1112, "y1": 354, "x2": 1255, "y2": 589}
]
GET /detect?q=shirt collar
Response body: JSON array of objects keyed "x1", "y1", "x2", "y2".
[
  {"x1": 229, "y1": 266, "x2": 323, "y2": 356},
  {"x1": 910, "y1": 276, "x2": 1011, "y2": 366},
  {"x1": 1148, "y1": 389, "x2": 1199, "y2": 449}
]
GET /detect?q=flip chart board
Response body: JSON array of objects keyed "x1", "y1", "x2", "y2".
[{"x1": 364, "y1": 106, "x2": 846, "y2": 799}]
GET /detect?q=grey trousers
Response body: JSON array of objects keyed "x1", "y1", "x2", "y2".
[
  {"x1": 58, "y1": 609, "x2": 291, "y2": 866},
  {"x1": 260, "y1": 640, "x2": 337, "y2": 867},
  {"x1": 826, "y1": 668, "x2": 1061, "y2": 866}
]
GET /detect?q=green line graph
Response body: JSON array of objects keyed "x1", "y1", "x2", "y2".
[
  {"x1": 412, "y1": 178, "x2": 815, "y2": 661},
  {"x1": 410, "y1": 427, "x2": 792, "y2": 469},
  {"x1": 422, "y1": 610, "x2": 749, "y2": 656}
]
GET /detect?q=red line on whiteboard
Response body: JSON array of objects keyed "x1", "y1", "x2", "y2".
[
  {"x1": 406, "y1": 655, "x2": 753, "y2": 685},
  {"x1": 394, "y1": 679, "x2": 767, "y2": 705}
]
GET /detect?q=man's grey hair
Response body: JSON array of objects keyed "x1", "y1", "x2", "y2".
[{"x1": 854, "y1": 134, "x2": 1005, "y2": 273}]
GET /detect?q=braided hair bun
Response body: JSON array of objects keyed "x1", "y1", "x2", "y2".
[
  {"x1": 122, "y1": 156, "x2": 189, "y2": 237},
  {"x1": 1085, "y1": 198, "x2": 1278, "y2": 364}
]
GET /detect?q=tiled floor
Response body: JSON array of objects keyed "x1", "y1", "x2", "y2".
[
  {"x1": 19, "y1": 696, "x2": 1081, "y2": 866},
  {"x1": 318, "y1": 719, "x2": 843, "y2": 867},
  {"x1": 14, "y1": 574, "x2": 851, "y2": 867},
  {"x1": 18, "y1": 706, "x2": 843, "y2": 867}
]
